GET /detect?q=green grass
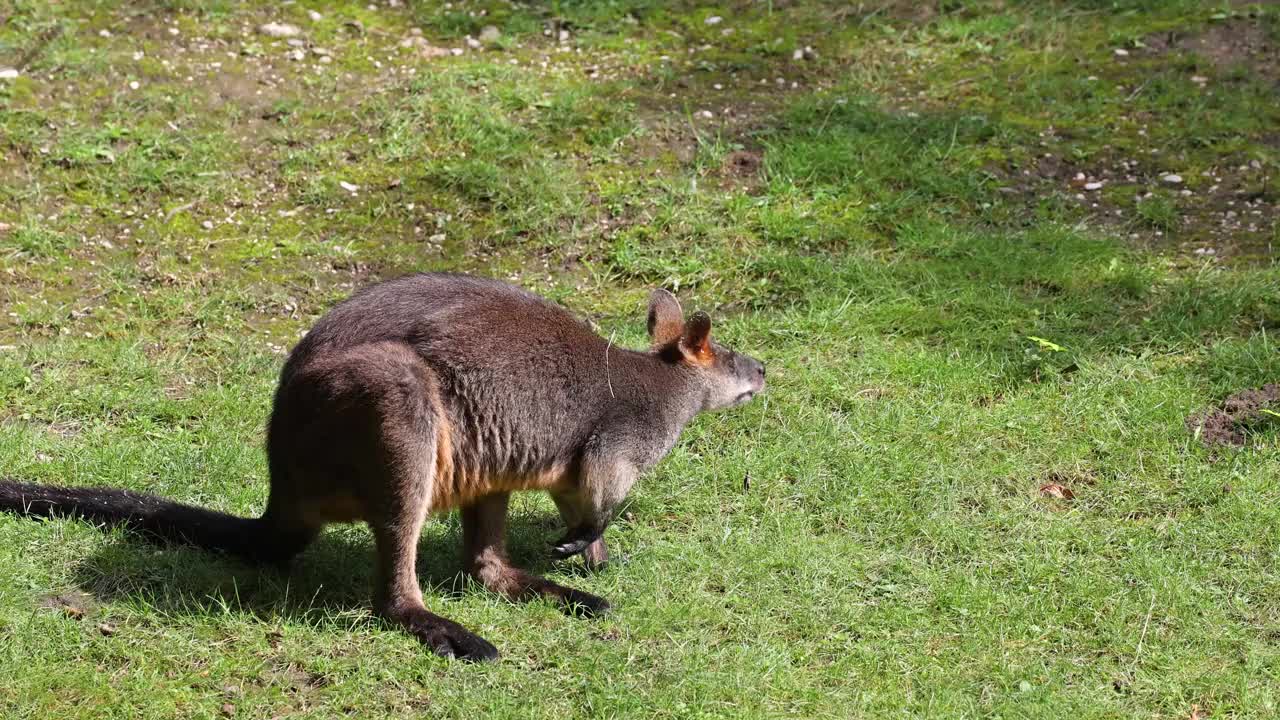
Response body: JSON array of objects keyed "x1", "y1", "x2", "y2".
[{"x1": 2, "y1": 0, "x2": 1279, "y2": 717}]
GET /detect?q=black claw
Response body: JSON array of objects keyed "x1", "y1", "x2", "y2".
[{"x1": 550, "y1": 525, "x2": 603, "y2": 559}]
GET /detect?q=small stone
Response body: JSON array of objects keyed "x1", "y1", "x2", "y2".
[
  {"x1": 98, "y1": 29, "x2": 112, "y2": 38},
  {"x1": 558, "y1": 29, "x2": 570, "y2": 42},
  {"x1": 286, "y1": 48, "x2": 305, "y2": 61},
  {"x1": 201, "y1": 220, "x2": 214, "y2": 230},
  {"x1": 286, "y1": 38, "x2": 305, "y2": 47},
  {"x1": 450, "y1": 47, "x2": 464, "y2": 56},
  {"x1": 1084, "y1": 182, "x2": 1103, "y2": 190},
  {"x1": 428, "y1": 233, "x2": 446, "y2": 243},
  {"x1": 339, "y1": 181, "x2": 359, "y2": 193},
  {"x1": 705, "y1": 15, "x2": 723, "y2": 25},
  {"x1": 478, "y1": 25, "x2": 501, "y2": 44},
  {"x1": 1191, "y1": 75, "x2": 1208, "y2": 84},
  {"x1": 258, "y1": 22, "x2": 302, "y2": 38},
  {"x1": 311, "y1": 47, "x2": 330, "y2": 56},
  {"x1": 319, "y1": 55, "x2": 332, "y2": 64},
  {"x1": 308, "y1": 10, "x2": 322, "y2": 21},
  {"x1": 0, "y1": 68, "x2": 20, "y2": 80},
  {"x1": 1161, "y1": 173, "x2": 1183, "y2": 184},
  {"x1": 792, "y1": 48, "x2": 804, "y2": 60},
  {"x1": 98, "y1": 622, "x2": 117, "y2": 636},
  {"x1": 1193, "y1": 247, "x2": 1216, "y2": 256},
  {"x1": 1113, "y1": 48, "x2": 1129, "y2": 57},
  {"x1": 465, "y1": 36, "x2": 482, "y2": 50},
  {"x1": 698, "y1": 110, "x2": 714, "y2": 119},
  {"x1": 128, "y1": 80, "x2": 140, "y2": 90}
]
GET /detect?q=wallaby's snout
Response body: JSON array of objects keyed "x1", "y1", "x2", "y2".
[{"x1": 738, "y1": 355, "x2": 767, "y2": 406}]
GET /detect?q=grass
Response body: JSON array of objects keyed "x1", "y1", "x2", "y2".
[{"x1": 1, "y1": 0, "x2": 1278, "y2": 717}]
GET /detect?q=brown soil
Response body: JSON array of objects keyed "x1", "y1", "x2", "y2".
[
  {"x1": 38, "y1": 589, "x2": 96, "y2": 619},
  {"x1": 1145, "y1": 17, "x2": 1278, "y2": 82},
  {"x1": 1186, "y1": 383, "x2": 1280, "y2": 448}
]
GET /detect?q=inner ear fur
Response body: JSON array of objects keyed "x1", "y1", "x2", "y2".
[
  {"x1": 647, "y1": 289, "x2": 684, "y2": 347},
  {"x1": 680, "y1": 311, "x2": 712, "y2": 359}
]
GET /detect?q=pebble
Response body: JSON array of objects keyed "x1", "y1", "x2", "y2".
[
  {"x1": 99, "y1": 29, "x2": 112, "y2": 38},
  {"x1": 339, "y1": 181, "x2": 359, "y2": 193},
  {"x1": 308, "y1": 10, "x2": 322, "y2": 21},
  {"x1": 478, "y1": 25, "x2": 501, "y2": 44},
  {"x1": 128, "y1": 80, "x2": 140, "y2": 90},
  {"x1": 698, "y1": 110, "x2": 714, "y2": 119},
  {"x1": 1161, "y1": 174, "x2": 1183, "y2": 184},
  {"x1": 705, "y1": 16, "x2": 723, "y2": 25},
  {"x1": 1084, "y1": 182, "x2": 1103, "y2": 190},
  {"x1": 0, "y1": 68, "x2": 18, "y2": 80},
  {"x1": 258, "y1": 22, "x2": 302, "y2": 38},
  {"x1": 465, "y1": 36, "x2": 482, "y2": 49},
  {"x1": 201, "y1": 220, "x2": 214, "y2": 230},
  {"x1": 1113, "y1": 48, "x2": 1129, "y2": 57}
]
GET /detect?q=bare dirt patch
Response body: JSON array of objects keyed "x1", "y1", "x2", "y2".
[
  {"x1": 995, "y1": 149, "x2": 1276, "y2": 264},
  {"x1": 38, "y1": 589, "x2": 96, "y2": 619},
  {"x1": 1186, "y1": 383, "x2": 1280, "y2": 448},
  {"x1": 1145, "y1": 17, "x2": 1278, "y2": 82}
]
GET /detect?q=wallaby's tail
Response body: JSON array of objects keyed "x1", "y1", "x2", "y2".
[{"x1": 0, "y1": 479, "x2": 272, "y2": 563}]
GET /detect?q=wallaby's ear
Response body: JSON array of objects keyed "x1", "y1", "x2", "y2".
[
  {"x1": 647, "y1": 289, "x2": 684, "y2": 347},
  {"x1": 680, "y1": 311, "x2": 712, "y2": 358}
]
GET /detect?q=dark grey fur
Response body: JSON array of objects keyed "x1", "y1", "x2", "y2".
[{"x1": 0, "y1": 272, "x2": 765, "y2": 661}]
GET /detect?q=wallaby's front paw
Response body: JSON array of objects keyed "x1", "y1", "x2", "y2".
[
  {"x1": 550, "y1": 524, "x2": 604, "y2": 559},
  {"x1": 562, "y1": 589, "x2": 611, "y2": 619}
]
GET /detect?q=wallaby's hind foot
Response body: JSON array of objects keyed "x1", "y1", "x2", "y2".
[
  {"x1": 376, "y1": 600, "x2": 499, "y2": 662},
  {"x1": 463, "y1": 494, "x2": 611, "y2": 618},
  {"x1": 580, "y1": 538, "x2": 609, "y2": 572}
]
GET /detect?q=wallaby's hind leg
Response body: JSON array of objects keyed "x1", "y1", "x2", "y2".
[
  {"x1": 364, "y1": 377, "x2": 498, "y2": 662},
  {"x1": 463, "y1": 493, "x2": 610, "y2": 617},
  {"x1": 371, "y1": 500, "x2": 498, "y2": 662}
]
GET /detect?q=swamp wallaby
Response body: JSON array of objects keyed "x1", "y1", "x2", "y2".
[{"x1": 0, "y1": 273, "x2": 765, "y2": 661}]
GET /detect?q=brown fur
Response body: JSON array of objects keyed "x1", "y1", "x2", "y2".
[{"x1": 0, "y1": 273, "x2": 765, "y2": 662}]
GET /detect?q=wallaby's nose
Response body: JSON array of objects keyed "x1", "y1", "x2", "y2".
[{"x1": 755, "y1": 362, "x2": 766, "y2": 386}]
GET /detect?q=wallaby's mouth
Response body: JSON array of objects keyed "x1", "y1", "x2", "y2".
[{"x1": 734, "y1": 390, "x2": 757, "y2": 406}]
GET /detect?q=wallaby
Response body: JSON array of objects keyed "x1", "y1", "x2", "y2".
[{"x1": 0, "y1": 273, "x2": 765, "y2": 661}]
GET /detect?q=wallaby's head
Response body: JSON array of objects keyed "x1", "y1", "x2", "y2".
[{"x1": 646, "y1": 289, "x2": 766, "y2": 411}]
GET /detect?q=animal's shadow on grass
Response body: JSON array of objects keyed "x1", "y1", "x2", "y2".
[{"x1": 68, "y1": 509, "x2": 589, "y2": 629}]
